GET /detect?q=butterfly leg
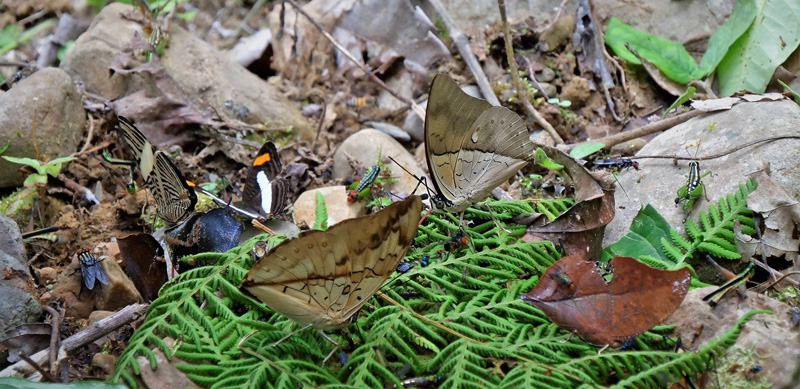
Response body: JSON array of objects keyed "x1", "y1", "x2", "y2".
[
  {"x1": 271, "y1": 323, "x2": 313, "y2": 347},
  {"x1": 316, "y1": 329, "x2": 340, "y2": 366}
]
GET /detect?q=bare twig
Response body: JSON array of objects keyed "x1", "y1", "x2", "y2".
[
  {"x1": 283, "y1": 0, "x2": 425, "y2": 120},
  {"x1": 755, "y1": 272, "x2": 800, "y2": 293},
  {"x1": 562, "y1": 109, "x2": 704, "y2": 151},
  {"x1": 0, "y1": 303, "x2": 148, "y2": 379},
  {"x1": 42, "y1": 306, "x2": 61, "y2": 376},
  {"x1": 535, "y1": 0, "x2": 569, "y2": 35},
  {"x1": 77, "y1": 113, "x2": 95, "y2": 155},
  {"x1": 15, "y1": 352, "x2": 54, "y2": 382},
  {"x1": 235, "y1": 0, "x2": 268, "y2": 39},
  {"x1": 634, "y1": 135, "x2": 800, "y2": 161},
  {"x1": 311, "y1": 96, "x2": 327, "y2": 150},
  {"x1": 428, "y1": 0, "x2": 499, "y2": 106},
  {"x1": 0, "y1": 60, "x2": 31, "y2": 67},
  {"x1": 497, "y1": 0, "x2": 565, "y2": 145}
]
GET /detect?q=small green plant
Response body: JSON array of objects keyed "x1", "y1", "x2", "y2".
[
  {"x1": 2, "y1": 156, "x2": 75, "y2": 188},
  {"x1": 1, "y1": 155, "x2": 75, "y2": 215},
  {"x1": 605, "y1": 0, "x2": 800, "y2": 96}
]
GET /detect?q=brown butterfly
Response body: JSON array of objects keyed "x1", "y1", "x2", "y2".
[
  {"x1": 241, "y1": 195, "x2": 422, "y2": 361},
  {"x1": 424, "y1": 75, "x2": 534, "y2": 212}
]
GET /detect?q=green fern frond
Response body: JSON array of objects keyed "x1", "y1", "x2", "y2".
[
  {"x1": 313, "y1": 191, "x2": 328, "y2": 230},
  {"x1": 661, "y1": 178, "x2": 757, "y2": 265}
]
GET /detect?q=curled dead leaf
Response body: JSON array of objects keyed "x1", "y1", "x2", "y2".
[
  {"x1": 526, "y1": 146, "x2": 615, "y2": 260},
  {"x1": 521, "y1": 255, "x2": 691, "y2": 346}
]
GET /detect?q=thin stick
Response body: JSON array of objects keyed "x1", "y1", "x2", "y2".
[
  {"x1": 535, "y1": 0, "x2": 569, "y2": 35},
  {"x1": 563, "y1": 109, "x2": 703, "y2": 151},
  {"x1": 42, "y1": 306, "x2": 61, "y2": 375},
  {"x1": 32, "y1": 107, "x2": 39, "y2": 160},
  {"x1": 428, "y1": 0, "x2": 500, "y2": 106},
  {"x1": 0, "y1": 303, "x2": 148, "y2": 379},
  {"x1": 77, "y1": 113, "x2": 95, "y2": 155},
  {"x1": 376, "y1": 291, "x2": 484, "y2": 344},
  {"x1": 235, "y1": 0, "x2": 268, "y2": 38},
  {"x1": 634, "y1": 135, "x2": 800, "y2": 161},
  {"x1": 497, "y1": 0, "x2": 565, "y2": 145},
  {"x1": 15, "y1": 352, "x2": 54, "y2": 382},
  {"x1": 284, "y1": 0, "x2": 425, "y2": 120}
]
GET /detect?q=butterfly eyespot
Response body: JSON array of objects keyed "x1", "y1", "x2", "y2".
[
  {"x1": 471, "y1": 132, "x2": 479, "y2": 143},
  {"x1": 500, "y1": 120, "x2": 505, "y2": 124},
  {"x1": 322, "y1": 242, "x2": 327, "y2": 247},
  {"x1": 357, "y1": 296, "x2": 362, "y2": 300},
  {"x1": 307, "y1": 243, "x2": 313, "y2": 249}
]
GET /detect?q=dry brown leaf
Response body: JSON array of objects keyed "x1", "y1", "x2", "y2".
[
  {"x1": 526, "y1": 146, "x2": 615, "y2": 259},
  {"x1": 521, "y1": 255, "x2": 691, "y2": 346},
  {"x1": 746, "y1": 170, "x2": 800, "y2": 259}
]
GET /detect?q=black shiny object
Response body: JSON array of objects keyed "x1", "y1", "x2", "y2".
[{"x1": 165, "y1": 208, "x2": 244, "y2": 270}]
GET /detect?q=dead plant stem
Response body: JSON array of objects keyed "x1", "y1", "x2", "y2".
[
  {"x1": 284, "y1": 0, "x2": 425, "y2": 120},
  {"x1": 497, "y1": 0, "x2": 565, "y2": 145}
]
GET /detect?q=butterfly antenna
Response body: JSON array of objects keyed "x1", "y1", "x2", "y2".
[{"x1": 387, "y1": 156, "x2": 435, "y2": 197}]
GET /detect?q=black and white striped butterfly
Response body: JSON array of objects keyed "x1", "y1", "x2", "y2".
[
  {"x1": 190, "y1": 142, "x2": 289, "y2": 222},
  {"x1": 117, "y1": 117, "x2": 197, "y2": 225}
]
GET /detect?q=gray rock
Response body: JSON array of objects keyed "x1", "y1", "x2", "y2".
[
  {"x1": 61, "y1": 3, "x2": 312, "y2": 139},
  {"x1": 0, "y1": 214, "x2": 26, "y2": 272},
  {"x1": 227, "y1": 29, "x2": 272, "y2": 67},
  {"x1": 0, "y1": 68, "x2": 85, "y2": 187},
  {"x1": 292, "y1": 186, "x2": 366, "y2": 228},
  {"x1": 604, "y1": 100, "x2": 800, "y2": 246},
  {"x1": 536, "y1": 67, "x2": 556, "y2": 83},
  {"x1": 403, "y1": 100, "x2": 428, "y2": 142},
  {"x1": 0, "y1": 284, "x2": 41, "y2": 340},
  {"x1": 402, "y1": 84, "x2": 479, "y2": 142},
  {"x1": 377, "y1": 70, "x2": 414, "y2": 112},
  {"x1": 666, "y1": 287, "x2": 799, "y2": 388},
  {"x1": 533, "y1": 82, "x2": 557, "y2": 99},
  {"x1": 436, "y1": 0, "x2": 735, "y2": 44},
  {"x1": 332, "y1": 129, "x2": 428, "y2": 198},
  {"x1": 364, "y1": 121, "x2": 411, "y2": 142}
]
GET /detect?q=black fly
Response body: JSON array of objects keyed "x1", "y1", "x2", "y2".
[{"x1": 76, "y1": 248, "x2": 109, "y2": 290}]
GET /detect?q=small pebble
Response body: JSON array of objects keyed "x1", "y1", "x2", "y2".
[
  {"x1": 39, "y1": 267, "x2": 57, "y2": 283},
  {"x1": 92, "y1": 353, "x2": 117, "y2": 375},
  {"x1": 364, "y1": 121, "x2": 411, "y2": 142}
]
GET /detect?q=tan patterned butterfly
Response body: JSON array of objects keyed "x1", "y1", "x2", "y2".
[
  {"x1": 425, "y1": 74, "x2": 534, "y2": 212},
  {"x1": 241, "y1": 195, "x2": 422, "y2": 361}
]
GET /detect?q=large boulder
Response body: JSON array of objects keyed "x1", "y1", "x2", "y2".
[
  {"x1": 605, "y1": 99, "x2": 800, "y2": 246},
  {"x1": 0, "y1": 215, "x2": 41, "y2": 340},
  {"x1": 60, "y1": 3, "x2": 312, "y2": 139},
  {"x1": 0, "y1": 68, "x2": 85, "y2": 188}
]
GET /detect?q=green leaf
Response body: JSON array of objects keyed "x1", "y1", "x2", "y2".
[
  {"x1": 43, "y1": 157, "x2": 75, "y2": 177},
  {"x1": 699, "y1": 0, "x2": 758, "y2": 75},
  {"x1": 2, "y1": 156, "x2": 43, "y2": 172},
  {"x1": 717, "y1": 0, "x2": 800, "y2": 96},
  {"x1": 533, "y1": 148, "x2": 563, "y2": 171},
  {"x1": 663, "y1": 86, "x2": 696, "y2": 117},
  {"x1": 313, "y1": 192, "x2": 328, "y2": 231},
  {"x1": 779, "y1": 80, "x2": 800, "y2": 104},
  {"x1": 604, "y1": 17, "x2": 702, "y2": 83},
  {"x1": 0, "y1": 141, "x2": 9, "y2": 156},
  {"x1": 23, "y1": 174, "x2": 46, "y2": 188},
  {"x1": 600, "y1": 205, "x2": 674, "y2": 263},
  {"x1": 569, "y1": 142, "x2": 605, "y2": 160}
]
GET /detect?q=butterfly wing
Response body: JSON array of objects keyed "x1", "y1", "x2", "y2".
[
  {"x1": 147, "y1": 151, "x2": 197, "y2": 224},
  {"x1": 243, "y1": 142, "x2": 288, "y2": 218},
  {"x1": 117, "y1": 116, "x2": 149, "y2": 166},
  {"x1": 242, "y1": 195, "x2": 422, "y2": 329},
  {"x1": 425, "y1": 75, "x2": 533, "y2": 212}
]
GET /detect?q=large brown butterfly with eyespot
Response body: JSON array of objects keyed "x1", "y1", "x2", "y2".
[
  {"x1": 241, "y1": 195, "x2": 422, "y2": 330},
  {"x1": 425, "y1": 74, "x2": 534, "y2": 212},
  {"x1": 117, "y1": 117, "x2": 197, "y2": 225}
]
